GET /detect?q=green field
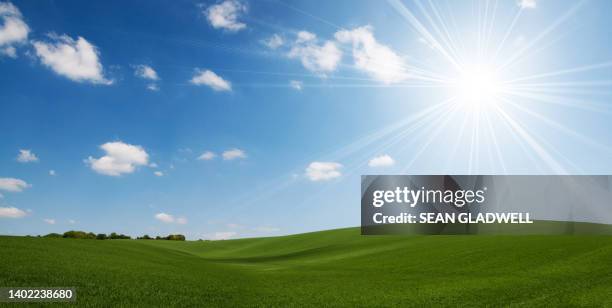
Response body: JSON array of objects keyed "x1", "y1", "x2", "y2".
[{"x1": 1, "y1": 228, "x2": 612, "y2": 307}]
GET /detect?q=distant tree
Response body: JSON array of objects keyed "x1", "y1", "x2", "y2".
[
  {"x1": 152, "y1": 234, "x2": 186, "y2": 241},
  {"x1": 44, "y1": 233, "x2": 62, "y2": 238},
  {"x1": 63, "y1": 230, "x2": 95, "y2": 239},
  {"x1": 137, "y1": 235, "x2": 152, "y2": 240},
  {"x1": 96, "y1": 233, "x2": 107, "y2": 240},
  {"x1": 109, "y1": 233, "x2": 131, "y2": 240},
  {"x1": 44, "y1": 231, "x2": 132, "y2": 240},
  {"x1": 63, "y1": 230, "x2": 78, "y2": 238},
  {"x1": 166, "y1": 234, "x2": 186, "y2": 241}
]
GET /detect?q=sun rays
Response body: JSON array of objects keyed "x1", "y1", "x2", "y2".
[
  {"x1": 202, "y1": 0, "x2": 612, "y2": 222},
  {"x1": 372, "y1": 0, "x2": 612, "y2": 175}
]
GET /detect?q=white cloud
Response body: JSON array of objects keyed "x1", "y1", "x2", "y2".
[
  {"x1": 222, "y1": 148, "x2": 246, "y2": 160},
  {"x1": 154, "y1": 212, "x2": 187, "y2": 224},
  {"x1": 305, "y1": 161, "x2": 342, "y2": 181},
  {"x1": 211, "y1": 231, "x2": 236, "y2": 240},
  {"x1": 149, "y1": 162, "x2": 158, "y2": 168},
  {"x1": 16, "y1": 149, "x2": 38, "y2": 163},
  {"x1": 155, "y1": 212, "x2": 174, "y2": 223},
  {"x1": 289, "y1": 80, "x2": 303, "y2": 91},
  {"x1": 0, "y1": 2, "x2": 19, "y2": 15},
  {"x1": 154, "y1": 171, "x2": 164, "y2": 177},
  {"x1": 134, "y1": 65, "x2": 160, "y2": 91},
  {"x1": 43, "y1": 218, "x2": 55, "y2": 224},
  {"x1": 198, "y1": 151, "x2": 216, "y2": 161},
  {"x1": 86, "y1": 141, "x2": 149, "y2": 176},
  {"x1": 288, "y1": 31, "x2": 342, "y2": 74},
  {"x1": 205, "y1": 0, "x2": 246, "y2": 32},
  {"x1": 134, "y1": 64, "x2": 159, "y2": 81},
  {"x1": 262, "y1": 34, "x2": 283, "y2": 49},
  {"x1": 368, "y1": 154, "x2": 395, "y2": 168},
  {"x1": 0, "y1": 206, "x2": 27, "y2": 218},
  {"x1": 0, "y1": 2, "x2": 29, "y2": 58},
  {"x1": 296, "y1": 31, "x2": 316, "y2": 43},
  {"x1": 146, "y1": 83, "x2": 159, "y2": 91},
  {"x1": 1, "y1": 45, "x2": 15, "y2": 57},
  {"x1": 68, "y1": 219, "x2": 76, "y2": 224},
  {"x1": 49, "y1": 170, "x2": 56, "y2": 176},
  {"x1": 518, "y1": 0, "x2": 536, "y2": 9},
  {"x1": 32, "y1": 34, "x2": 112, "y2": 84},
  {"x1": 0, "y1": 177, "x2": 30, "y2": 192},
  {"x1": 335, "y1": 26, "x2": 408, "y2": 84},
  {"x1": 190, "y1": 69, "x2": 231, "y2": 91}
]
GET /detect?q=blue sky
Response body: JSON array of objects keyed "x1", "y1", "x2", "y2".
[{"x1": 1, "y1": 0, "x2": 612, "y2": 239}]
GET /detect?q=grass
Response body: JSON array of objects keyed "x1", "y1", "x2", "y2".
[{"x1": 1, "y1": 227, "x2": 612, "y2": 307}]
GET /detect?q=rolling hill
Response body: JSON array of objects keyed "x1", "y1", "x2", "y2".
[{"x1": 1, "y1": 227, "x2": 612, "y2": 306}]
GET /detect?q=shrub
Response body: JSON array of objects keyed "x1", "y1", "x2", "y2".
[{"x1": 137, "y1": 235, "x2": 152, "y2": 240}]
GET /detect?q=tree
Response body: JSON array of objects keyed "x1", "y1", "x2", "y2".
[
  {"x1": 108, "y1": 232, "x2": 130, "y2": 239},
  {"x1": 168, "y1": 234, "x2": 185, "y2": 241},
  {"x1": 63, "y1": 230, "x2": 95, "y2": 239},
  {"x1": 96, "y1": 233, "x2": 107, "y2": 240},
  {"x1": 156, "y1": 234, "x2": 186, "y2": 241}
]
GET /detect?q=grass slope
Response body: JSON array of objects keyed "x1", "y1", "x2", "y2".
[{"x1": 1, "y1": 228, "x2": 612, "y2": 307}]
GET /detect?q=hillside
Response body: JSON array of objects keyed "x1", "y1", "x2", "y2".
[{"x1": 1, "y1": 228, "x2": 612, "y2": 306}]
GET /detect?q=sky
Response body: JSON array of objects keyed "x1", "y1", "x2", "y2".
[{"x1": 1, "y1": 0, "x2": 612, "y2": 239}]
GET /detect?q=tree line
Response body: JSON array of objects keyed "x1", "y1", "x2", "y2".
[
  {"x1": 137, "y1": 234, "x2": 186, "y2": 240},
  {"x1": 43, "y1": 231, "x2": 185, "y2": 241}
]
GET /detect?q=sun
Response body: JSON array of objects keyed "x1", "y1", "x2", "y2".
[{"x1": 451, "y1": 65, "x2": 505, "y2": 108}]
